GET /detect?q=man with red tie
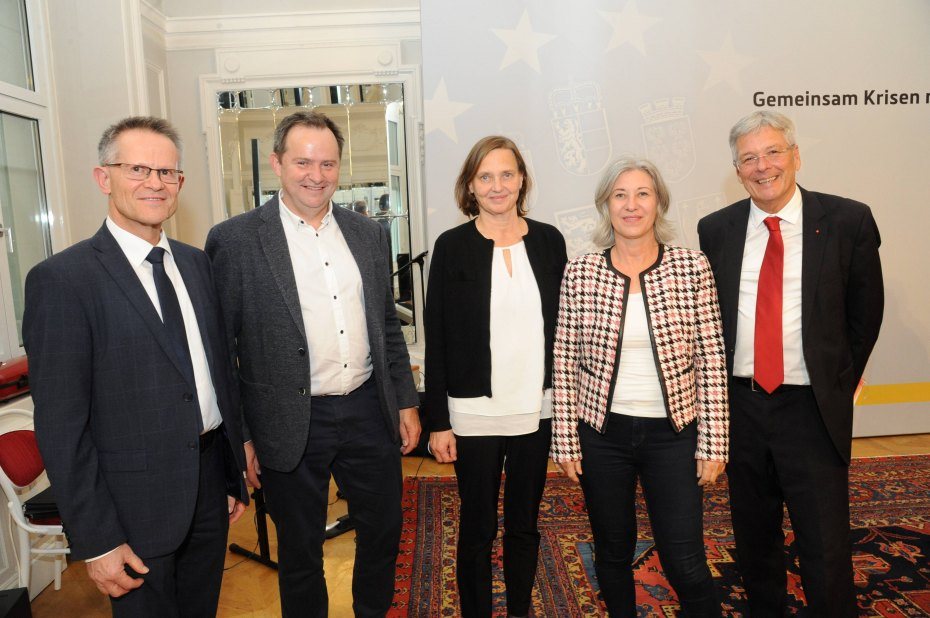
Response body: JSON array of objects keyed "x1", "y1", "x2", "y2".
[{"x1": 698, "y1": 111, "x2": 884, "y2": 617}]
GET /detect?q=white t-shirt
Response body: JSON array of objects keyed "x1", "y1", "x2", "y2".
[{"x1": 610, "y1": 292, "x2": 666, "y2": 418}]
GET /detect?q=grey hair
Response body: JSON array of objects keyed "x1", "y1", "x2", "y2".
[
  {"x1": 728, "y1": 110, "x2": 796, "y2": 163},
  {"x1": 592, "y1": 157, "x2": 674, "y2": 249},
  {"x1": 98, "y1": 116, "x2": 183, "y2": 166}
]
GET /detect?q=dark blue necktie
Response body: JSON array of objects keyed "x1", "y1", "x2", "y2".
[{"x1": 146, "y1": 247, "x2": 202, "y2": 432}]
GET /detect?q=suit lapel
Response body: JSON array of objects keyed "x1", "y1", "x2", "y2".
[
  {"x1": 799, "y1": 186, "x2": 826, "y2": 335},
  {"x1": 258, "y1": 198, "x2": 307, "y2": 340},
  {"x1": 92, "y1": 225, "x2": 193, "y2": 384},
  {"x1": 720, "y1": 201, "x2": 750, "y2": 346}
]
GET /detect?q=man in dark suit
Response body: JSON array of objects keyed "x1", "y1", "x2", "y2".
[
  {"x1": 698, "y1": 110, "x2": 883, "y2": 616},
  {"x1": 205, "y1": 110, "x2": 420, "y2": 618},
  {"x1": 23, "y1": 116, "x2": 248, "y2": 617}
]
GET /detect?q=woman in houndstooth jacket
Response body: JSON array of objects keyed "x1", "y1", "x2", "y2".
[{"x1": 552, "y1": 157, "x2": 728, "y2": 617}]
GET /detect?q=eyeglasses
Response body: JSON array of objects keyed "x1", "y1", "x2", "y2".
[
  {"x1": 105, "y1": 163, "x2": 183, "y2": 184},
  {"x1": 735, "y1": 145, "x2": 796, "y2": 171}
]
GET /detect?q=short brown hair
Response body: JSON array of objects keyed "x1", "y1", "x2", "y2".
[
  {"x1": 454, "y1": 136, "x2": 532, "y2": 217},
  {"x1": 98, "y1": 116, "x2": 182, "y2": 165},
  {"x1": 273, "y1": 110, "x2": 345, "y2": 158}
]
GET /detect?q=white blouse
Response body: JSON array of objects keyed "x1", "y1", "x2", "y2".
[
  {"x1": 449, "y1": 241, "x2": 550, "y2": 436},
  {"x1": 610, "y1": 292, "x2": 666, "y2": 418}
]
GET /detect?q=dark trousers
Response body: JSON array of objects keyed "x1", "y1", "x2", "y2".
[
  {"x1": 727, "y1": 380, "x2": 855, "y2": 617},
  {"x1": 452, "y1": 419, "x2": 552, "y2": 618},
  {"x1": 111, "y1": 430, "x2": 229, "y2": 618},
  {"x1": 260, "y1": 378, "x2": 403, "y2": 618},
  {"x1": 578, "y1": 416, "x2": 719, "y2": 618}
]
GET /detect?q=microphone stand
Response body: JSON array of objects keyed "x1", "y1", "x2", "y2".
[
  {"x1": 229, "y1": 487, "x2": 278, "y2": 569},
  {"x1": 391, "y1": 250, "x2": 428, "y2": 310}
]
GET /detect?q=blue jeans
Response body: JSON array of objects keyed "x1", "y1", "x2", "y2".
[{"x1": 578, "y1": 415, "x2": 719, "y2": 617}]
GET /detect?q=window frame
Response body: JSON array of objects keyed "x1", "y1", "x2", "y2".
[{"x1": 0, "y1": 0, "x2": 68, "y2": 360}]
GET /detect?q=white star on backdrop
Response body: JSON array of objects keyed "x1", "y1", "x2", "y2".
[
  {"x1": 492, "y1": 9, "x2": 557, "y2": 73},
  {"x1": 424, "y1": 78, "x2": 473, "y2": 143},
  {"x1": 698, "y1": 34, "x2": 755, "y2": 91},
  {"x1": 599, "y1": 1, "x2": 661, "y2": 55}
]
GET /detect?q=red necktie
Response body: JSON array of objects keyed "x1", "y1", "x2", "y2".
[{"x1": 754, "y1": 216, "x2": 784, "y2": 393}]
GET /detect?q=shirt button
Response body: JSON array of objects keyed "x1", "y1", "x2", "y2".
[
  {"x1": 343, "y1": 363, "x2": 348, "y2": 368},
  {"x1": 325, "y1": 262, "x2": 330, "y2": 266},
  {"x1": 298, "y1": 347, "x2": 306, "y2": 356},
  {"x1": 333, "y1": 295, "x2": 337, "y2": 299},
  {"x1": 298, "y1": 387, "x2": 307, "y2": 396},
  {"x1": 183, "y1": 393, "x2": 194, "y2": 402},
  {"x1": 339, "y1": 330, "x2": 344, "y2": 334},
  {"x1": 188, "y1": 442, "x2": 198, "y2": 450}
]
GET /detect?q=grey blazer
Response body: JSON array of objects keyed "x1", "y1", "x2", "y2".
[{"x1": 205, "y1": 197, "x2": 419, "y2": 473}]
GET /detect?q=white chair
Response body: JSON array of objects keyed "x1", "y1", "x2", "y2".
[{"x1": 0, "y1": 408, "x2": 69, "y2": 591}]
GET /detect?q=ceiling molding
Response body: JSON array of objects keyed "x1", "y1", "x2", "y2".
[{"x1": 138, "y1": 4, "x2": 420, "y2": 51}]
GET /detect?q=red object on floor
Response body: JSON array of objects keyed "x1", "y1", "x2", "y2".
[{"x1": 0, "y1": 355, "x2": 28, "y2": 402}]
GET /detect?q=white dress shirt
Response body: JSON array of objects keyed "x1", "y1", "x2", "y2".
[
  {"x1": 278, "y1": 197, "x2": 372, "y2": 395},
  {"x1": 105, "y1": 217, "x2": 224, "y2": 432},
  {"x1": 448, "y1": 241, "x2": 549, "y2": 437},
  {"x1": 733, "y1": 186, "x2": 810, "y2": 385}
]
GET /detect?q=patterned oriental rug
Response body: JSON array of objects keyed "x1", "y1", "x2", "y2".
[{"x1": 391, "y1": 454, "x2": 930, "y2": 617}]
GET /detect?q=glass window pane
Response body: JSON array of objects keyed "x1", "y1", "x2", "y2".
[
  {"x1": 0, "y1": 111, "x2": 51, "y2": 347},
  {"x1": 0, "y1": 0, "x2": 34, "y2": 90}
]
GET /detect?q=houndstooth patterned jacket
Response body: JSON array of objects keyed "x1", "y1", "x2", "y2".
[{"x1": 551, "y1": 245, "x2": 729, "y2": 463}]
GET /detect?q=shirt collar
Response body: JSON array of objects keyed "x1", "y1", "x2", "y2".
[
  {"x1": 106, "y1": 217, "x2": 170, "y2": 267},
  {"x1": 278, "y1": 190, "x2": 334, "y2": 231},
  {"x1": 749, "y1": 184, "x2": 802, "y2": 228}
]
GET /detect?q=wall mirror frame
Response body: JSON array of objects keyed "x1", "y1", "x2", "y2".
[{"x1": 199, "y1": 41, "x2": 427, "y2": 345}]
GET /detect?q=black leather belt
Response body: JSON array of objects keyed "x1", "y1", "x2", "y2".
[
  {"x1": 199, "y1": 426, "x2": 220, "y2": 451},
  {"x1": 731, "y1": 377, "x2": 810, "y2": 394}
]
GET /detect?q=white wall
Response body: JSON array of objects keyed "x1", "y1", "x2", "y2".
[
  {"x1": 420, "y1": 0, "x2": 930, "y2": 436},
  {"x1": 46, "y1": 0, "x2": 146, "y2": 246},
  {"x1": 164, "y1": 49, "x2": 215, "y2": 246}
]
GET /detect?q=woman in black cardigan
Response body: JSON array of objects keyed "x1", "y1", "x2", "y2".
[{"x1": 425, "y1": 135, "x2": 567, "y2": 618}]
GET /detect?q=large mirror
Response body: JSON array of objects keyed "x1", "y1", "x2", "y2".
[{"x1": 215, "y1": 83, "x2": 417, "y2": 342}]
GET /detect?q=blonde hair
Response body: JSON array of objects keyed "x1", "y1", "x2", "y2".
[{"x1": 591, "y1": 157, "x2": 673, "y2": 248}]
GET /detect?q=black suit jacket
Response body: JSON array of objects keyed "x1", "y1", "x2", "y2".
[
  {"x1": 697, "y1": 186, "x2": 883, "y2": 463},
  {"x1": 23, "y1": 224, "x2": 247, "y2": 560}
]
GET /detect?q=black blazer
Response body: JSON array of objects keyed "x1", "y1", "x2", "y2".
[
  {"x1": 697, "y1": 186, "x2": 884, "y2": 462},
  {"x1": 23, "y1": 224, "x2": 247, "y2": 560},
  {"x1": 424, "y1": 218, "x2": 567, "y2": 432}
]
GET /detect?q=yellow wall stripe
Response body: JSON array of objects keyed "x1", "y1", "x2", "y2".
[{"x1": 856, "y1": 383, "x2": 930, "y2": 406}]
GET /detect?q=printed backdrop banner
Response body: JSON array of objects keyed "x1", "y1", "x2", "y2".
[{"x1": 420, "y1": 0, "x2": 930, "y2": 435}]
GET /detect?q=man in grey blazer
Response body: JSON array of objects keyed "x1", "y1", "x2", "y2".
[
  {"x1": 24, "y1": 116, "x2": 248, "y2": 617},
  {"x1": 206, "y1": 110, "x2": 421, "y2": 617}
]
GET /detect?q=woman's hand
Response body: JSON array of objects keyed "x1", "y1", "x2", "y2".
[
  {"x1": 696, "y1": 459, "x2": 725, "y2": 486},
  {"x1": 429, "y1": 430, "x2": 457, "y2": 463},
  {"x1": 558, "y1": 459, "x2": 583, "y2": 483}
]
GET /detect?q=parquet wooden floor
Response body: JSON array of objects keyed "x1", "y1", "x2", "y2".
[{"x1": 28, "y1": 434, "x2": 930, "y2": 617}]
